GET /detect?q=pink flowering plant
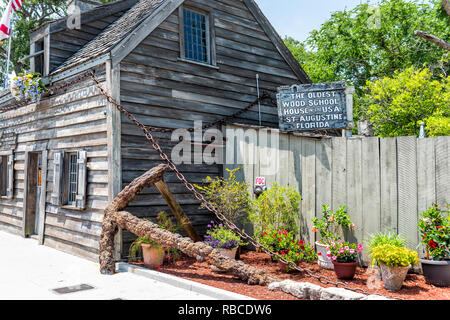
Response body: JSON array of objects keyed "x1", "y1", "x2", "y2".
[{"x1": 326, "y1": 241, "x2": 362, "y2": 263}]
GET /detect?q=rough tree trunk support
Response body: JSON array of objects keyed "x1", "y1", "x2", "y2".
[{"x1": 99, "y1": 164, "x2": 278, "y2": 285}]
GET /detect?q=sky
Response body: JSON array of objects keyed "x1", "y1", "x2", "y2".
[{"x1": 254, "y1": 0, "x2": 429, "y2": 42}]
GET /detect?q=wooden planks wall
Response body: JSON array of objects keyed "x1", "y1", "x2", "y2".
[
  {"x1": 119, "y1": 0, "x2": 306, "y2": 257},
  {"x1": 226, "y1": 124, "x2": 450, "y2": 264},
  {"x1": 0, "y1": 69, "x2": 109, "y2": 262}
]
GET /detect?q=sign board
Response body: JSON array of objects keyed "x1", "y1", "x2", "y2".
[
  {"x1": 276, "y1": 82, "x2": 348, "y2": 132},
  {"x1": 255, "y1": 177, "x2": 266, "y2": 186}
]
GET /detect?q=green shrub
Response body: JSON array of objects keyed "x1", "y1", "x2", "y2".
[
  {"x1": 368, "y1": 232, "x2": 406, "y2": 254},
  {"x1": 195, "y1": 167, "x2": 251, "y2": 224},
  {"x1": 248, "y1": 183, "x2": 301, "y2": 241},
  {"x1": 418, "y1": 204, "x2": 450, "y2": 261},
  {"x1": 312, "y1": 205, "x2": 355, "y2": 245}
]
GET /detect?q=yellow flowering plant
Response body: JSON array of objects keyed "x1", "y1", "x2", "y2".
[{"x1": 370, "y1": 244, "x2": 419, "y2": 268}]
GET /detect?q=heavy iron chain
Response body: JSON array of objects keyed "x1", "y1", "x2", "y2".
[{"x1": 87, "y1": 70, "x2": 400, "y2": 300}]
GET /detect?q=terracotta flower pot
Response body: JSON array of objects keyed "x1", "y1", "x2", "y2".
[
  {"x1": 379, "y1": 263, "x2": 410, "y2": 292},
  {"x1": 420, "y1": 259, "x2": 450, "y2": 287},
  {"x1": 332, "y1": 261, "x2": 358, "y2": 280},
  {"x1": 141, "y1": 244, "x2": 165, "y2": 269},
  {"x1": 316, "y1": 242, "x2": 334, "y2": 270}
]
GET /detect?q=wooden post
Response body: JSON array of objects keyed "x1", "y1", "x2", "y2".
[{"x1": 155, "y1": 179, "x2": 201, "y2": 242}]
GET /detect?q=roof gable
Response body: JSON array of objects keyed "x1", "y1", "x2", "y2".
[{"x1": 51, "y1": 0, "x2": 310, "y2": 84}]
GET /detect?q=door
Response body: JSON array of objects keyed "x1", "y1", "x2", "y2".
[
  {"x1": 34, "y1": 154, "x2": 43, "y2": 235},
  {"x1": 23, "y1": 152, "x2": 41, "y2": 237}
]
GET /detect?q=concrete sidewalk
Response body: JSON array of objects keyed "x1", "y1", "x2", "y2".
[{"x1": 0, "y1": 230, "x2": 249, "y2": 300}]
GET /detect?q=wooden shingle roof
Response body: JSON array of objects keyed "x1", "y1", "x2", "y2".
[{"x1": 52, "y1": 0, "x2": 166, "y2": 74}]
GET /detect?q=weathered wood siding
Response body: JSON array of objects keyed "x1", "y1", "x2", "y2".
[
  {"x1": 49, "y1": 10, "x2": 129, "y2": 73},
  {"x1": 0, "y1": 69, "x2": 108, "y2": 262},
  {"x1": 226, "y1": 124, "x2": 450, "y2": 264},
  {"x1": 119, "y1": 0, "x2": 305, "y2": 256}
]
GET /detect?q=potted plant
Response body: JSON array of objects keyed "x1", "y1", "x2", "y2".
[
  {"x1": 328, "y1": 241, "x2": 362, "y2": 280},
  {"x1": 370, "y1": 244, "x2": 419, "y2": 292},
  {"x1": 418, "y1": 204, "x2": 450, "y2": 287},
  {"x1": 276, "y1": 237, "x2": 317, "y2": 273},
  {"x1": 129, "y1": 237, "x2": 165, "y2": 269},
  {"x1": 11, "y1": 72, "x2": 47, "y2": 104},
  {"x1": 312, "y1": 205, "x2": 355, "y2": 270},
  {"x1": 203, "y1": 221, "x2": 246, "y2": 271},
  {"x1": 128, "y1": 212, "x2": 183, "y2": 269}
]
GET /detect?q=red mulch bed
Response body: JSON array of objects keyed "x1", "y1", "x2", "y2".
[{"x1": 132, "y1": 251, "x2": 450, "y2": 301}]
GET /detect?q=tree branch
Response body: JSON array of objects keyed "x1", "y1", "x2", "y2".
[
  {"x1": 443, "y1": 0, "x2": 450, "y2": 17},
  {"x1": 414, "y1": 30, "x2": 450, "y2": 51}
]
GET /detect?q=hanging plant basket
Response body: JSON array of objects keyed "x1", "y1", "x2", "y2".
[{"x1": 11, "y1": 73, "x2": 47, "y2": 104}]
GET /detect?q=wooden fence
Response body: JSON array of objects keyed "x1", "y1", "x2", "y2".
[{"x1": 224, "y1": 124, "x2": 450, "y2": 261}]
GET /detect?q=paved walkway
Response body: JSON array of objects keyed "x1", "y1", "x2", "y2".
[{"x1": 0, "y1": 230, "x2": 240, "y2": 300}]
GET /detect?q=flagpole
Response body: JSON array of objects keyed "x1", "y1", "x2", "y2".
[{"x1": 4, "y1": 15, "x2": 13, "y2": 88}]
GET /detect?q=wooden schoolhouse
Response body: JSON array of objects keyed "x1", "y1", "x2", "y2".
[{"x1": 0, "y1": 0, "x2": 310, "y2": 261}]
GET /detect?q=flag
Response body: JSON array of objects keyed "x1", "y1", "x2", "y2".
[
  {"x1": 11, "y1": 0, "x2": 22, "y2": 11},
  {"x1": 0, "y1": 0, "x2": 22, "y2": 41}
]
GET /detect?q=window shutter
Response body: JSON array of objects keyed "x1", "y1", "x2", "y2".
[
  {"x1": 6, "y1": 154, "x2": 14, "y2": 199},
  {"x1": 52, "y1": 151, "x2": 64, "y2": 206},
  {"x1": 76, "y1": 150, "x2": 87, "y2": 210}
]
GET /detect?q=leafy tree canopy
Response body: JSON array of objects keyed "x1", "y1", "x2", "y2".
[
  {"x1": 361, "y1": 66, "x2": 449, "y2": 137},
  {"x1": 0, "y1": 0, "x2": 117, "y2": 79},
  {"x1": 285, "y1": 0, "x2": 449, "y2": 87}
]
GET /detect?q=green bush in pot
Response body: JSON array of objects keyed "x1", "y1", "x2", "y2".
[{"x1": 418, "y1": 204, "x2": 450, "y2": 287}]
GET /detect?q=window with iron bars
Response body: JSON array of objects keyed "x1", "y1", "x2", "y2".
[{"x1": 67, "y1": 153, "x2": 78, "y2": 207}]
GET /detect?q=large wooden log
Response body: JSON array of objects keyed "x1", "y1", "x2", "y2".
[{"x1": 99, "y1": 164, "x2": 278, "y2": 285}]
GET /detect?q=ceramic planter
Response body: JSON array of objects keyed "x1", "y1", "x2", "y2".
[
  {"x1": 332, "y1": 261, "x2": 358, "y2": 280},
  {"x1": 316, "y1": 242, "x2": 334, "y2": 270},
  {"x1": 379, "y1": 263, "x2": 410, "y2": 292},
  {"x1": 420, "y1": 259, "x2": 450, "y2": 287},
  {"x1": 141, "y1": 244, "x2": 165, "y2": 269},
  {"x1": 211, "y1": 247, "x2": 238, "y2": 272}
]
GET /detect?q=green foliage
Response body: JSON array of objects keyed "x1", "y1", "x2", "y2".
[
  {"x1": 265, "y1": 229, "x2": 317, "y2": 271},
  {"x1": 284, "y1": 0, "x2": 450, "y2": 134},
  {"x1": 248, "y1": 183, "x2": 301, "y2": 241},
  {"x1": 195, "y1": 168, "x2": 251, "y2": 224},
  {"x1": 361, "y1": 67, "x2": 450, "y2": 137},
  {"x1": 128, "y1": 212, "x2": 182, "y2": 262},
  {"x1": 284, "y1": 0, "x2": 449, "y2": 87},
  {"x1": 368, "y1": 232, "x2": 406, "y2": 255},
  {"x1": 155, "y1": 211, "x2": 183, "y2": 233},
  {"x1": 312, "y1": 205, "x2": 355, "y2": 245},
  {"x1": 203, "y1": 221, "x2": 246, "y2": 249},
  {"x1": 128, "y1": 237, "x2": 161, "y2": 262},
  {"x1": 370, "y1": 244, "x2": 419, "y2": 267},
  {"x1": 0, "y1": 0, "x2": 68, "y2": 78},
  {"x1": 418, "y1": 204, "x2": 450, "y2": 261}
]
